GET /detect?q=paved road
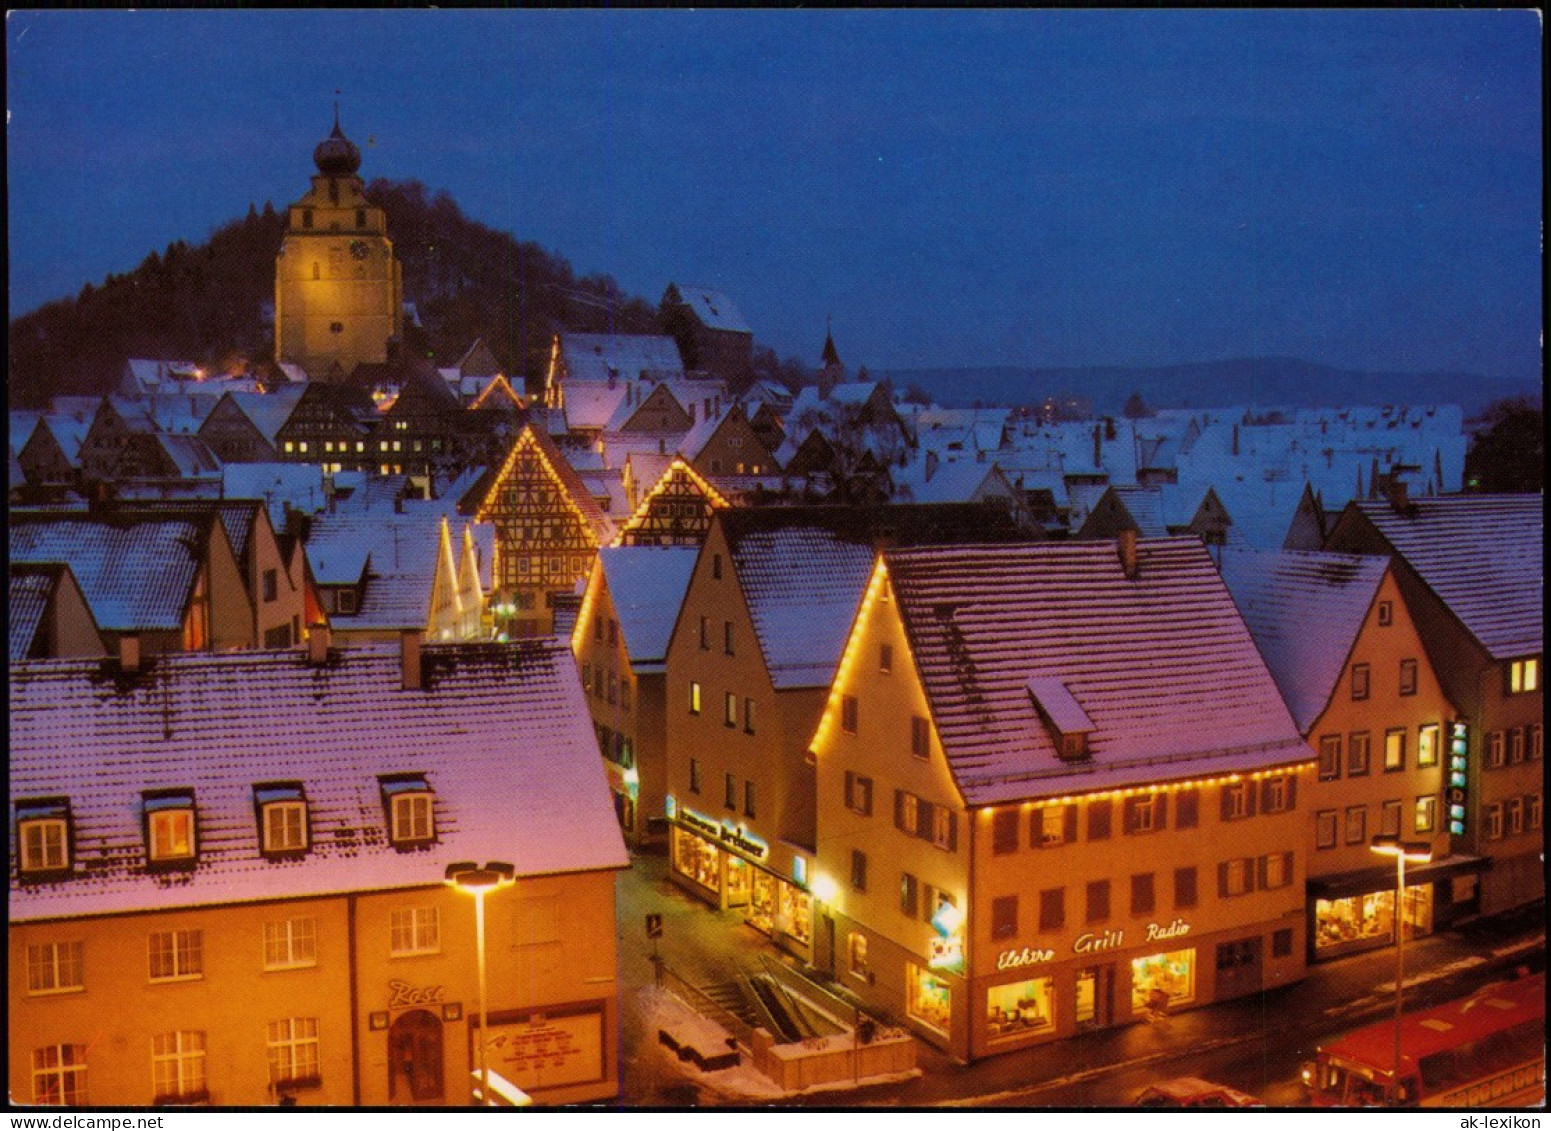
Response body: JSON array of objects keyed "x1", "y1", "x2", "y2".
[{"x1": 612, "y1": 848, "x2": 1546, "y2": 1108}]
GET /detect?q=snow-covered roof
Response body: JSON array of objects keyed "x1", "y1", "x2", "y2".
[
  {"x1": 721, "y1": 505, "x2": 1029, "y2": 691},
  {"x1": 9, "y1": 640, "x2": 629, "y2": 921},
  {"x1": 560, "y1": 334, "x2": 685, "y2": 385},
  {"x1": 8, "y1": 511, "x2": 207, "y2": 632},
  {"x1": 673, "y1": 285, "x2": 752, "y2": 334},
  {"x1": 152, "y1": 433, "x2": 223, "y2": 477},
  {"x1": 1345, "y1": 495, "x2": 1543, "y2": 658},
  {"x1": 222, "y1": 463, "x2": 329, "y2": 529},
  {"x1": 576, "y1": 467, "x2": 629, "y2": 517},
  {"x1": 1218, "y1": 548, "x2": 1390, "y2": 733},
  {"x1": 225, "y1": 387, "x2": 308, "y2": 443},
  {"x1": 597, "y1": 546, "x2": 700, "y2": 671},
  {"x1": 38, "y1": 415, "x2": 93, "y2": 464},
  {"x1": 884, "y1": 538, "x2": 1308, "y2": 807},
  {"x1": 9, "y1": 565, "x2": 59, "y2": 661},
  {"x1": 896, "y1": 460, "x2": 1010, "y2": 506}
]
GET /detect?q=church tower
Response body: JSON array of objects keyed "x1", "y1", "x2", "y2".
[{"x1": 274, "y1": 110, "x2": 404, "y2": 381}]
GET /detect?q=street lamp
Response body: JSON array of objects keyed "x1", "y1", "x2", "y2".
[
  {"x1": 445, "y1": 860, "x2": 516, "y2": 1105},
  {"x1": 1369, "y1": 835, "x2": 1432, "y2": 1104}
]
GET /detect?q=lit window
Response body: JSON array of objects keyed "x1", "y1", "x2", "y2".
[
  {"x1": 688, "y1": 681, "x2": 702, "y2": 715},
  {"x1": 1039, "y1": 804, "x2": 1067, "y2": 847},
  {"x1": 389, "y1": 907, "x2": 440, "y2": 956},
  {"x1": 151, "y1": 1031, "x2": 206, "y2": 1103},
  {"x1": 256, "y1": 785, "x2": 308, "y2": 855},
  {"x1": 1509, "y1": 657, "x2": 1539, "y2": 694},
  {"x1": 33, "y1": 1045, "x2": 87, "y2": 1106},
  {"x1": 27, "y1": 941, "x2": 84, "y2": 994},
  {"x1": 381, "y1": 776, "x2": 435, "y2": 847},
  {"x1": 264, "y1": 918, "x2": 317, "y2": 970},
  {"x1": 848, "y1": 932, "x2": 870, "y2": 977},
  {"x1": 149, "y1": 929, "x2": 203, "y2": 981},
  {"x1": 1384, "y1": 729, "x2": 1406, "y2": 772},
  {"x1": 144, "y1": 792, "x2": 197, "y2": 865},
  {"x1": 298, "y1": 441, "x2": 308, "y2": 454},
  {"x1": 1414, "y1": 796, "x2": 1437, "y2": 834},
  {"x1": 1416, "y1": 724, "x2": 1439, "y2": 768},
  {"x1": 284, "y1": 441, "x2": 295, "y2": 454},
  {"x1": 16, "y1": 800, "x2": 71, "y2": 875},
  {"x1": 267, "y1": 1017, "x2": 321, "y2": 1087}
]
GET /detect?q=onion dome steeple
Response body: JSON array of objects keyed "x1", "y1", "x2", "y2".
[{"x1": 313, "y1": 104, "x2": 362, "y2": 177}]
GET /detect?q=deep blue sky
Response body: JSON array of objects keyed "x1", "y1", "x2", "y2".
[{"x1": 6, "y1": 10, "x2": 1542, "y2": 381}]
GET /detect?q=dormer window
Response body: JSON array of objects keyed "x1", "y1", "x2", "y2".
[
  {"x1": 143, "y1": 791, "x2": 198, "y2": 868},
  {"x1": 381, "y1": 775, "x2": 435, "y2": 849},
  {"x1": 16, "y1": 799, "x2": 72, "y2": 878},
  {"x1": 1027, "y1": 675, "x2": 1095, "y2": 762},
  {"x1": 255, "y1": 784, "x2": 309, "y2": 857}
]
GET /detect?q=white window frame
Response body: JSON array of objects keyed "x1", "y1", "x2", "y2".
[
  {"x1": 1380, "y1": 799, "x2": 1403, "y2": 838},
  {"x1": 1261, "y1": 852, "x2": 1290, "y2": 890},
  {"x1": 390, "y1": 792, "x2": 434, "y2": 845},
  {"x1": 263, "y1": 918, "x2": 318, "y2": 971},
  {"x1": 1416, "y1": 724, "x2": 1440, "y2": 768},
  {"x1": 32, "y1": 1044, "x2": 87, "y2": 1106},
  {"x1": 1223, "y1": 857, "x2": 1251, "y2": 896},
  {"x1": 1040, "y1": 805, "x2": 1066, "y2": 846},
  {"x1": 1315, "y1": 810, "x2": 1338, "y2": 849},
  {"x1": 1509, "y1": 657, "x2": 1539, "y2": 693},
  {"x1": 1507, "y1": 797, "x2": 1524, "y2": 836},
  {"x1": 263, "y1": 801, "x2": 308, "y2": 853},
  {"x1": 1264, "y1": 777, "x2": 1288, "y2": 814},
  {"x1": 1485, "y1": 803, "x2": 1504, "y2": 841},
  {"x1": 18, "y1": 817, "x2": 69, "y2": 873},
  {"x1": 267, "y1": 1017, "x2": 321, "y2": 1086},
  {"x1": 1486, "y1": 731, "x2": 1506, "y2": 769},
  {"x1": 1414, "y1": 795, "x2": 1437, "y2": 835},
  {"x1": 389, "y1": 907, "x2": 440, "y2": 956},
  {"x1": 27, "y1": 940, "x2": 84, "y2": 995},
  {"x1": 149, "y1": 929, "x2": 204, "y2": 982},
  {"x1": 151, "y1": 1031, "x2": 207, "y2": 1102},
  {"x1": 1528, "y1": 794, "x2": 1543, "y2": 831},
  {"x1": 149, "y1": 807, "x2": 196, "y2": 862},
  {"x1": 1223, "y1": 783, "x2": 1246, "y2": 821}
]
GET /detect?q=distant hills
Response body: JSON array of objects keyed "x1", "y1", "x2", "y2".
[{"x1": 881, "y1": 358, "x2": 1539, "y2": 418}]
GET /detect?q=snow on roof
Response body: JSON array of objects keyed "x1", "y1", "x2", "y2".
[
  {"x1": 885, "y1": 538, "x2": 1307, "y2": 806},
  {"x1": 1026, "y1": 675, "x2": 1096, "y2": 735},
  {"x1": 896, "y1": 459, "x2": 1007, "y2": 505},
  {"x1": 1218, "y1": 547, "x2": 1389, "y2": 733},
  {"x1": 39, "y1": 416, "x2": 93, "y2": 464},
  {"x1": 226, "y1": 387, "x2": 307, "y2": 442},
  {"x1": 1348, "y1": 495, "x2": 1543, "y2": 658},
  {"x1": 598, "y1": 546, "x2": 700, "y2": 670},
  {"x1": 560, "y1": 334, "x2": 685, "y2": 385},
  {"x1": 8, "y1": 641, "x2": 629, "y2": 921},
  {"x1": 153, "y1": 433, "x2": 223, "y2": 477},
  {"x1": 9, "y1": 566, "x2": 58, "y2": 661},
  {"x1": 8, "y1": 512, "x2": 205, "y2": 631},
  {"x1": 222, "y1": 463, "x2": 329, "y2": 529},
  {"x1": 1104, "y1": 486, "x2": 1169, "y2": 537},
  {"x1": 576, "y1": 468, "x2": 629, "y2": 517},
  {"x1": 828, "y1": 382, "x2": 881, "y2": 406},
  {"x1": 674, "y1": 285, "x2": 752, "y2": 334},
  {"x1": 678, "y1": 409, "x2": 730, "y2": 461}
]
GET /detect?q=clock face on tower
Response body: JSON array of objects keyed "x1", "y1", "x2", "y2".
[{"x1": 349, "y1": 240, "x2": 370, "y2": 260}]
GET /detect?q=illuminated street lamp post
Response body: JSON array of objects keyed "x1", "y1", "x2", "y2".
[
  {"x1": 1368, "y1": 835, "x2": 1432, "y2": 1104},
  {"x1": 445, "y1": 861, "x2": 516, "y2": 1105}
]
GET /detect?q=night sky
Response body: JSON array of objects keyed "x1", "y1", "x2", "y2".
[{"x1": 6, "y1": 9, "x2": 1542, "y2": 381}]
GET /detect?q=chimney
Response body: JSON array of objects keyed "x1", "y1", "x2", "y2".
[
  {"x1": 400, "y1": 630, "x2": 423, "y2": 691},
  {"x1": 1117, "y1": 529, "x2": 1139, "y2": 579},
  {"x1": 308, "y1": 624, "x2": 331, "y2": 665},
  {"x1": 1092, "y1": 424, "x2": 1102, "y2": 469},
  {"x1": 393, "y1": 491, "x2": 404, "y2": 515},
  {"x1": 1386, "y1": 477, "x2": 1411, "y2": 513},
  {"x1": 118, "y1": 634, "x2": 142, "y2": 674}
]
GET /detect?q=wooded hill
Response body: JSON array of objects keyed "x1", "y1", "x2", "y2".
[{"x1": 7, "y1": 180, "x2": 691, "y2": 409}]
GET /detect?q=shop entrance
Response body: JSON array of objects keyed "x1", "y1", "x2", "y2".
[
  {"x1": 1213, "y1": 937, "x2": 1263, "y2": 1001},
  {"x1": 1075, "y1": 966, "x2": 1114, "y2": 1030},
  {"x1": 388, "y1": 1008, "x2": 444, "y2": 1103},
  {"x1": 726, "y1": 855, "x2": 751, "y2": 908}
]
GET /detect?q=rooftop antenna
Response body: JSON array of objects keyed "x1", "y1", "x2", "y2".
[{"x1": 333, "y1": 89, "x2": 342, "y2": 131}]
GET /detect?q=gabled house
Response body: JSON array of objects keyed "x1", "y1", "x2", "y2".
[
  {"x1": 9, "y1": 638, "x2": 627, "y2": 1107},
  {"x1": 1219, "y1": 548, "x2": 1472, "y2": 961},
  {"x1": 679, "y1": 404, "x2": 775, "y2": 479},
  {"x1": 197, "y1": 387, "x2": 309, "y2": 464},
  {"x1": 8, "y1": 563, "x2": 107, "y2": 662},
  {"x1": 9, "y1": 507, "x2": 250, "y2": 656},
  {"x1": 465, "y1": 425, "x2": 616, "y2": 638},
  {"x1": 1076, "y1": 484, "x2": 1233, "y2": 546},
  {"x1": 663, "y1": 504, "x2": 1031, "y2": 962},
  {"x1": 573, "y1": 545, "x2": 701, "y2": 847},
  {"x1": 274, "y1": 383, "x2": 377, "y2": 470},
  {"x1": 810, "y1": 536, "x2": 1311, "y2": 1061},
  {"x1": 608, "y1": 382, "x2": 693, "y2": 434},
  {"x1": 660, "y1": 283, "x2": 755, "y2": 388},
  {"x1": 16, "y1": 413, "x2": 91, "y2": 489},
  {"x1": 1325, "y1": 493, "x2": 1543, "y2": 916},
  {"x1": 615, "y1": 458, "x2": 731, "y2": 547}
]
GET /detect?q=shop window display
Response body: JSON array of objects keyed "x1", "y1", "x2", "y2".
[
  {"x1": 777, "y1": 882, "x2": 811, "y2": 945},
  {"x1": 748, "y1": 871, "x2": 776, "y2": 935},
  {"x1": 673, "y1": 827, "x2": 722, "y2": 893},
  {"x1": 907, "y1": 965, "x2": 953, "y2": 1035},
  {"x1": 1314, "y1": 883, "x2": 1433, "y2": 955},
  {"x1": 987, "y1": 977, "x2": 1056, "y2": 1040},
  {"x1": 1131, "y1": 948, "x2": 1195, "y2": 1013}
]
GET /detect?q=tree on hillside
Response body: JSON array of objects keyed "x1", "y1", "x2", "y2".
[
  {"x1": 1122, "y1": 391, "x2": 1154, "y2": 419},
  {"x1": 1465, "y1": 396, "x2": 1543, "y2": 493}
]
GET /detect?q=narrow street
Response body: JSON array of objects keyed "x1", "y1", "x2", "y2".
[{"x1": 613, "y1": 849, "x2": 1545, "y2": 1108}]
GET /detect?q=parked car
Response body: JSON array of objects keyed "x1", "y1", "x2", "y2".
[{"x1": 1134, "y1": 1077, "x2": 1263, "y2": 1108}]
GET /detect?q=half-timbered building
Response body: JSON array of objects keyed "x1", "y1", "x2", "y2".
[
  {"x1": 467, "y1": 425, "x2": 616, "y2": 638},
  {"x1": 614, "y1": 458, "x2": 730, "y2": 547}
]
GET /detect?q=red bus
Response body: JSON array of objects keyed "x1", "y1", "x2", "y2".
[{"x1": 1304, "y1": 971, "x2": 1544, "y2": 1107}]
